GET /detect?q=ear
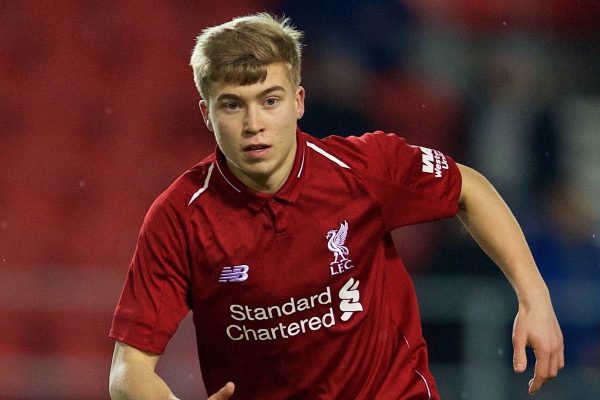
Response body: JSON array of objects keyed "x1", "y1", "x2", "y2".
[
  {"x1": 295, "y1": 86, "x2": 305, "y2": 120},
  {"x1": 199, "y1": 100, "x2": 213, "y2": 132}
]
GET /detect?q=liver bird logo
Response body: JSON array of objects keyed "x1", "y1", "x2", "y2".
[{"x1": 326, "y1": 220, "x2": 350, "y2": 265}]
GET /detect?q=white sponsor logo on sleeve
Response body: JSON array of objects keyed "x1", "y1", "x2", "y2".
[{"x1": 420, "y1": 147, "x2": 449, "y2": 178}]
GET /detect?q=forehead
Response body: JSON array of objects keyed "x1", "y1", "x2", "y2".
[{"x1": 209, "y1": 63, "x2": 293, "y2": 100}]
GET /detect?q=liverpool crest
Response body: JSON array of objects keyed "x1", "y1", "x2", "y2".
[{"x1": 326, "y1": 220, "x2": 355, "y2": 275}]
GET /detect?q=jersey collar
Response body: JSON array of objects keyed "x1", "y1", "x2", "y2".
[{"x1": 213, "y1": 128, "x2": 307, "y2": 212}]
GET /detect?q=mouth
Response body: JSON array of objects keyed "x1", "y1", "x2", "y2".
[{"x1": 243, "y1": 143, "x2": 271, "y2": 157}]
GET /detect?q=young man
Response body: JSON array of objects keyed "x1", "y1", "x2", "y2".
[{"x1": 109, "y1": 13, "x2": 563, "y2": 400}]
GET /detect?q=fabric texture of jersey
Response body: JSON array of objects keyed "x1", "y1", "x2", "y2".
[{"x1": 110, "y1": 129, "x2": 462, "y2": 399}]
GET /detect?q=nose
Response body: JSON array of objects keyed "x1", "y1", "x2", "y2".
[{"x1": 244, "y1": 104, "x2": 263, "y2": 135}]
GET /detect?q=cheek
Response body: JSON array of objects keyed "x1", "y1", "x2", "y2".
[
  {"x1": 271, "y1": 117, "x2": 295, "y2": 144},
  {"x1": 213, "y1": 128, "x2": 236, "y2": 154},
  {"x1": 276, "y1": 106, "x2": 299, "y2": 130},
  {"x1": 213, "y1": 118, "x2": 240, "y2": 145}
]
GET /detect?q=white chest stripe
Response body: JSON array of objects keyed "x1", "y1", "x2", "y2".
[
  {"x1": 297, "y1": 146, "x2": 306, "y2": 178},
  {"x1": 188, "y1": 163, "x2": 214, "y2": 205},
  {"x1": 307, "y1": 142, "x2": 350, "y2": 169}
]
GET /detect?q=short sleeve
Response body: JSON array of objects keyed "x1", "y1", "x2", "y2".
[
  {"x1": 346, "y1": 132, "x2": 462, "y2": 230},
  {"x1": 109, "y1": 195, "x2": 191, "y2": 354}
]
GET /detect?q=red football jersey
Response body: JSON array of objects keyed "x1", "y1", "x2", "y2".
[{"x1": 110, "y1": 129, "x2": 462, "y2": 399}]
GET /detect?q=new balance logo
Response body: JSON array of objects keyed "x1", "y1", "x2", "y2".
[
  {"x1": 219, "y1": 265, "x2": 250, "y2": 282},
  {"x1": 339, "y1": 277, "x2": 363, "y2": 321}
]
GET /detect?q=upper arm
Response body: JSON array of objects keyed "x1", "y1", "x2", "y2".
[
  {"x1": 457, "y1": 163, "x2": 482, "y2": 211},
  {"x1": 457, "y1": 163, "x2": 469, "y2": 208},
  {"x1": 457, "y1": 163, "x2": 505, "y2": 219}
]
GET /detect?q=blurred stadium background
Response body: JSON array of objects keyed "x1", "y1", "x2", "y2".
[{"x1": 1, "y1": 1, "x2": 599, "y2": 399}]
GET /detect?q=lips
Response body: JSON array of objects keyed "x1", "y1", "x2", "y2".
[
  {"x1": 243, "y1": 144, "x2": 271, "y2": 152},
  {"x1": 242, "y1": 143, "x2": 271, "y2": 159}
]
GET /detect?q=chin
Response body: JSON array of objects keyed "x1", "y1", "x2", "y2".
[
  {"x1": 238, "y1": 162, "x2": 271, "y2": 177},
  {"x1": 246, "y1": 167, "x2": 273, "y2": 179}
]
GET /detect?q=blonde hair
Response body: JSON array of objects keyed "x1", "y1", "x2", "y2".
[{"x1": 190, "y1": 13, "x2": 303, "y2": 101}]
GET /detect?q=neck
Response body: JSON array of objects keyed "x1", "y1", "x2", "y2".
[{"x1": 238, "y1": 173, "x2": 286, "y2": 194}]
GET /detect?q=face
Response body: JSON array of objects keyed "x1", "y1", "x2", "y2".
[{"x1": 200, "y1": 63, "x2": 305, "y2": 193}]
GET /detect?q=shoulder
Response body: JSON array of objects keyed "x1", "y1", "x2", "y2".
[
  {"x1": 145, "y1": 154, "x2": 217, "y2": 224},
  {"x1": 304, "y1": 131, "x2": 412, "y2": 171}
]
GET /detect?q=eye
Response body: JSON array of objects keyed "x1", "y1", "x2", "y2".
[
  {"x1": 265, "y1": 97, "x2": 279, "y2": 107},
  {"x1": 226, "y1": 102, "x2": 240, "y2": 111}
]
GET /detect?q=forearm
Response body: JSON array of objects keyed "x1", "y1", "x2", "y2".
[
  {"x1": 456, "y1": 164, "x2": 563, "y2": 393},
  {"x1": 456, "y1": 164, "x2": 549, "y2": 303},
  {"x1": 110, "y1": 363, "x2": 179, "y2": 400},
  {"x1": 109, "y1": 341, "x2": 179, "y2": 400}
]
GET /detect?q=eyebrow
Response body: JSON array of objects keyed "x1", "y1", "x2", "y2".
[{"x1": 215, "y1": 85, "x2": 287, "y2": 103}]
